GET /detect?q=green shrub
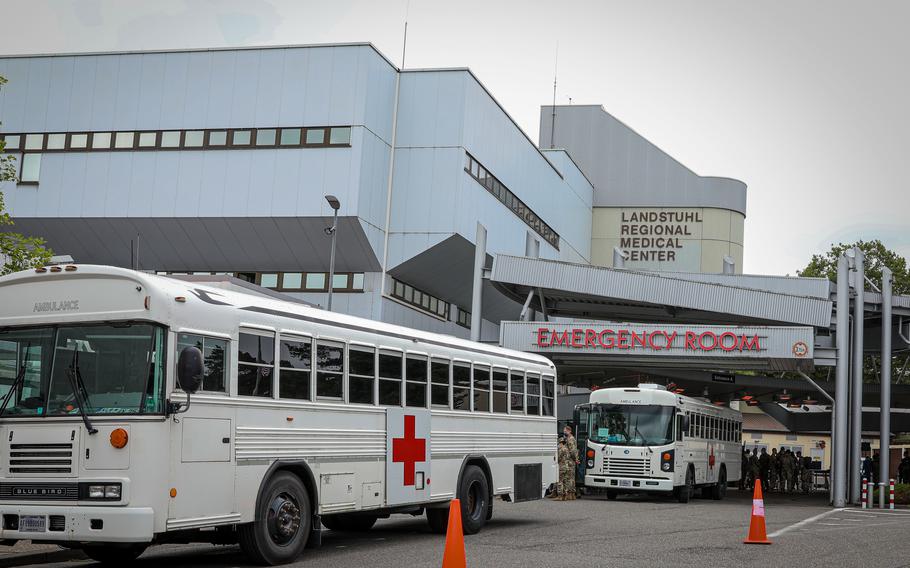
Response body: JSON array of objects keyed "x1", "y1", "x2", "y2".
[{"x1": 871, "y1": 483, "x2": 910, "y2": 505}]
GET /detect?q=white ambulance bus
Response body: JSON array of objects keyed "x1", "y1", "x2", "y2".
[
  {"x1": 577, "y1": 384, "x2": 741, "y2": 502},
  {"x1": 0, "y1": 265, "x2": 556, "y2": 564}
]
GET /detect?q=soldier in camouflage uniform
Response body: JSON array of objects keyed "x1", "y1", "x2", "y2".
[
  {"x1": 557, "y1": 438, "x2": 575, "y2": 500},
  {"x1": 748, "y1": 449, "x2": 760, "y2": 490},
  {"x1": 781, "y1": 450, "x2": 795, "y2": 493},
  {"x1": 769, "y1": 448, "x2": 780, "y2": 492},
  {"x1": 798, "y1": 452, "x2": 812, "y2": 493}
]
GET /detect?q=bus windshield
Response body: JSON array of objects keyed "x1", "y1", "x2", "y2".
[
  {"x1": 0, "y1": 323, "x2": 166, "y2": 416},
  {"x1": 586, "y1": 404, "x2": 674, "y2": 447}
]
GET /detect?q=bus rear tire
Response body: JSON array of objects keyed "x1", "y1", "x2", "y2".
[
  {"x1": 239, "y1": 472, "x2": 312, "y2": 565},
  {"x1": 711, "y1": 467, "x2": 727, "y2": 500},
  {"x1": 675, "y1": 467, "x2": 694, "y2": 503},
  {"x1": 320, "y1": 513, "x2": 377, "y2": 532},
  {"x1": 459, "y1": 465, "x2": 490, "y2": 535},
  {"x1": 81, "y1": 544, "x2": 147, "y2": 564}
]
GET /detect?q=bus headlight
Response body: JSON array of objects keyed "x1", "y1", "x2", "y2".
[
  {"x1": 587, "y1": 459, "x2": 594, "y2": 469},
  {"x1": 80, "y1": 483, "x2": 122, "y2": 501},
  {"x1": 661, "y1": 462, "x2": 671, "y2": 472}
]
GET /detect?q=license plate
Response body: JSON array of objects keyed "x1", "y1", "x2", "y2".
[
  {"x1": 619, "y1": 480, "x2": 632, "y2": 487},
  {"x1": 19, "y1": 515, "x2": 46, "y2": 533}
]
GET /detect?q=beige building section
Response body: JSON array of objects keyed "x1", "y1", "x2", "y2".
[{"x1": 591, "y1": 207, "x2": 745, "y2": 273}]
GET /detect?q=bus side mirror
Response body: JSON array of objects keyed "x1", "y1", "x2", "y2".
[{"x1": 177, "y1": 346, "x2": 204, "y2": 394}]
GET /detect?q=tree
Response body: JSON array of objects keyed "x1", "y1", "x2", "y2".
[
  {"x1": 0, "y1": 74, "x2": 53, "y2": 275},
  {"x1": 798, "y1": 239, "x2": 910, "y2": 295},
  {"x1": 799, "y1": 240, "x2": 910, "y2": 385}
]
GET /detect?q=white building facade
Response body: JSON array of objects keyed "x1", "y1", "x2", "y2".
[{"x1": 0, "y1": 43, "x2": 744, "y2": 339}]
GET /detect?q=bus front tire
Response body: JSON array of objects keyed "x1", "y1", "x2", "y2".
[
  {"x1": 675, "y1": 467, "x2": 694, "y2": 503},
  {"x1": 711, "y1": 467, "x2": 727, "y2": 500},
  {"x1": 239, "y1": 472, "x2": 312, "y2": 566},
  {"x1": 81, "y1": 544, "x2": 147, "y2": 564},
  {"x1": 459, "y1": 465, "x2": 490, "y2": 535},
  {"x1": 320, "y1": 513, "x2": 377, "y2": 532}
]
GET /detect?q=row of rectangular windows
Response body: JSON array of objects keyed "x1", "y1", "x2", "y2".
[
  {"x1": 179, "y1": 331, "x2": 556, "y2": 416},
  {"x1": 1, "y1": 126, "x2": 352, "y2": 153},
  {"x1": 391, "y1": 278, "x2": 449, "y2": 319},
  {"x1": 160, "y1": 271, "x2": 364, "y2": 292},
  {"x1": 464, "y1": 152, "x2": 560, "y2": 249},
  {"x1": 686, "y1": 412, "x2": 742, "y2": 442}
]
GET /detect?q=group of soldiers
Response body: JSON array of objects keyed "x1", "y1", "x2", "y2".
[
  {"x1": 553, "y1": 425, "x2": 580, "y2": 501},
  {"x1": 741, "y1": 447, "x2": 813, "y2": 493}
]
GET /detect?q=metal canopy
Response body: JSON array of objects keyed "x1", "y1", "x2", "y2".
[{"x1": 490, "y1": 255, "x2": 834, "y2": 328}]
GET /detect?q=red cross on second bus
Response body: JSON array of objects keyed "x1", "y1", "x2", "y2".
[{"x1": 392, "y1": 414, "x2": 427, "y2": 486}]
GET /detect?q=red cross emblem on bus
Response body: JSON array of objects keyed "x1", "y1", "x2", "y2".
[
  {"x1": 392, "y1": 415, "x2": 426, "y2": 486},
  {"x1": 708, "y1": 447, "x2": 716, "y2": 469}
]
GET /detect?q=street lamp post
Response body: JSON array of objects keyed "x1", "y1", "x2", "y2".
[{"x1": 324, "y1": 195, "x2": 341, "y2": 311}]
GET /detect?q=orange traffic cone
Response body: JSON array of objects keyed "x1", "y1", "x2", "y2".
[
  {"x1": 743, "y1": 483, "x2": 771, "y2": 545},
  {"x1": 442, "y1": 498, "x2": 466, "y2": 568}
]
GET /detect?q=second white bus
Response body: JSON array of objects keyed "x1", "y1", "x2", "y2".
[{"x1": 576, "y1": 384, "x2": 742, "y2": 502}]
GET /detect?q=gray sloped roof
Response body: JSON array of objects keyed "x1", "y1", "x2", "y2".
[{"x1": 490, "y1": 255, "x2": 833, "y2": 328}]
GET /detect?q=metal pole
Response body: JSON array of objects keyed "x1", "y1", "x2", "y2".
[
  {"x1": 470, "y1": 223, "x2": 487, "y2": 342},
  {"x1": 613, "y1": 247, "x2": 628, "y2": 268},
  {"x1": 326, "y1": 208, "x2": 339, "y2": 311},
  {"x1": 850, "y1": 247, "x2": 865, "y2": 504},
  {"x1": 833, "y1": 255, "x2": 850, "y2": 508},
  {"x1": 879, "y1": 267, "x2": 893, "y2": 508},
  {"x1": 525, "y1": 233, "x2": 539, "y2": 321}
]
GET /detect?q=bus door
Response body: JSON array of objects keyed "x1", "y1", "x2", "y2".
[
  {"x1": 573, "y1": 404, "x2": 592, "y2": 485},
  {"x1": 386, "y1": 408, "x2": 431, "y2": 506},
  {"x1": 168, "y1": 414, "x2": 237, "y2": 522}
]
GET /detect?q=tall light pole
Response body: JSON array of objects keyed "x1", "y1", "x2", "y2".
[{"x1": 324, "y1": 195, "x2": 340, "y2": 311}]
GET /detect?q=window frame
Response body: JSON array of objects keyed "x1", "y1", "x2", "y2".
[
  {"x1": 176, "y1": 331, "x2": 230, "y2": 394},
  {"x1": 277, "y1": 333, "x2": 313, "y2": 402},
  {"x1": 378, "y1": 348, "x2": 404, "y2": 407},
  {"x1": 236, "y1": 329, "x2": 277, "y2": 399},
  {"x1": 348, "y1": 343, "x2": 377, "y2": 406},
  {"x1": 314, "y1": 339, "x2": 345, "y2": 401},
  {"x1": 430, "y1": 357, "x2": 451, "y2": 409},
  {"x1": 452, "y1": 360, "x2": 471, "y2": 412},
  {"x1": 404, "y1": 353, "x2": 429, "y2": 409}
]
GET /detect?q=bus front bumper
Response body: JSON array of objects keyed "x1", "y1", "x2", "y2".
[
  {"x1": 0, "y1": 505, "x2": 154, "y2": 543},
  {"x1": 585, "y1": 475, "x2": 674, "y2": 492}
]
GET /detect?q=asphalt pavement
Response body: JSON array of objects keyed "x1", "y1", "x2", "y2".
[{"x1": 15, "y1": 489, "x2": 910, "y2": 568}]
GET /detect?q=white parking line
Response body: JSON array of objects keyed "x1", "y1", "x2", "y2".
[{"x1": 767, "y1": 508, "x2": 844, "y2": 538}]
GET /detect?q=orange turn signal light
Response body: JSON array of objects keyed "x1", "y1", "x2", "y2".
[
  {"x1": 110, "y1": 428, "x2": 129, "y2": 449},
  {"x1": 586, "y1": 449, "x2": 595, "y2": 459},
  {"x1": 662, "y1": 452, "x2": 672, "y2": 461},
  {"x1": 170, "y1": 488, "x2": 177, "y2": 498}
]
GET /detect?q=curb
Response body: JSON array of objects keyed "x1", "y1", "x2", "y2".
[{"x1": 0, "y1": 548, "x2": 86, "y2": 568}]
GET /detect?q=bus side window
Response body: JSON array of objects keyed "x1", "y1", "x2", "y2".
[
  {"x1": 349, "y1": 346, "x2": 376, "y2": 405},
  {"x1": 177, "y1": 333, "x2": 228, "y2": 393},
  {"x1": 405, "y1": 354, "x2": 428, "y2": 408},
  {"x1": 278, "y1": 336, "x2": 311, "y2": 401},
  {"x1": 526, "y1": 373, "x2": 541, "y2": 416},
  {"x1": 430, "y1": 358, "x2": 450, "y2": 408},
  {"x1": 473, "y1": 365, "x2": 490, "y2": 412},
  {"x1": 509, "y1": 371, "x2": 525, "y2": 414},
  {"x1": 492, "y1": 368, "x2": 508, "y2": 413},
  {"x1": 452, "y1": 362, "x2": 470, "y2": 411},
  {"x1": 541, "y1": 375, "x2": 555, "y2": 416},
  {"x1": 238, "y1": 331, "x2": 275, "y2": 398},
  {"x1": 378, "y1": 351, "x2": 403, "y2": 406}
]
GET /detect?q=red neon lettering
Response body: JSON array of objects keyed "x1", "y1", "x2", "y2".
[
  {"x1": 741, "y1": 335, "x2": 761, "y2": 351},
  {"x1": 616, "y1": 330, "x2": 630, "y2": 349},
  {"x1": 536, "y1": 328, "x2": 549, "y2": 347},
  {"x1": 698, "y1": 332, "x2": 718, "y2": 350},
  {"x1": 663, "y1": 331, "x2": 678, "y2": 351},
  {"x1": 719, "y1": 331, "x2": 738, "y2": 352},
  {"x1": 571, "y1": 329, "x2": 584, "y2": 348},
  {"x1": 585, "y1": 329, "x2": 597, "y2": 348},
  {"x1": 551, "y1": 330, "x2": 570, "y2": 347},
  {"x1": 631, "y1": 331, "x2": 648, "y2": 349},
  {"x1": 685, "y1": 332, "x2": 697, "y2": 350},
  {"x1": 598, "y1": 329, "x2": 611, "y2": 348}
]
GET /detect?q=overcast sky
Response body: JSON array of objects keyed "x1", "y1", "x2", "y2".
[{"x1": 3, "y1": 0, "x2": 908, "y2": 276}]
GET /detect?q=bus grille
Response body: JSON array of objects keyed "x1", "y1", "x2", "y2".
[
  {"x1": 0, "y1": 483, "x2": 79, "y2": 501},
  {"x1": 603, "y1": 456, "x2": 649, "y2": 477},
  {"x1": 8, "y1": 444, "x2": 74, "y2": 475}
]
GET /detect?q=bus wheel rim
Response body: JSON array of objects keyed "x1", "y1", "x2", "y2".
[
  {"x1": 267, "y1": 492, "x2": 301, "y2": 545},
  {"x1": 467, "y1": 481, "x2": 481, "y2": 518}
]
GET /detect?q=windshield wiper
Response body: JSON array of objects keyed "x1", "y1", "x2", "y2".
[
  {"x1": 65, "y1": 347, "x2": 97, "y2": 435},
  {"x1": 0, "y1": 344, "x2": 31, "y2": 419}
]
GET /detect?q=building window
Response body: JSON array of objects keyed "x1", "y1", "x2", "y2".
[
  {"x1": 280, "y1": 128, "x2": 301, "y2": 146},
  {"x1": 453, "y1": 362, "x2": 470, "y2": 411},
  {"x1": 238, "y1": 332, "x2": 275, "y2": 397},
  {"x1": 19, "y1": 154, "x2": 41, "y2": 184},
  {"x1": 161, "y1": 131, "x2": 181, "y2": 148},
  {"x1": 279, "y1": 337, "x2": 311, "y2": 400},
  {"x1": 492, "y1": 369, "x2": 508, "y2": 413},
  {"x1": 46, "y1": 133, "x2": 66, "y2": 150},
  {"x1": 329, "y1": 127, "x2": 352, "y2": 145},
  {"x1": 255, "y1": 128, "x2": 277, "y2": 146},
  {"x1": 315, "y1": 340, "x2": 344, "y2": 399},
  {"x1": 92, "y1": 132, "x2": 112, "y2": 149},
  {"x1": 282, "y1": 273, "x2": 303, "y2": 290},
  {"x1": 405, "y1": 355, "x2": 428, "y2": 408},
  {"x1": 69, "y1": 133, "x2": 88, "y2": 149},
  {"x1": 183, "y1": 130, "x2": 204, "y2": 148},
  {"x1": 464, "y1": 152, "x2": 559, "y2": 249},
  {"x1": 349, "y1": 346, "x2": 376, "y2": 405},
  {"x1": 473, "y1": 365, "x2": 490, "y2": 412},
  {"x1": 378, "y1": 351, "x2": 403, "y2": 406},
  {"x1": 390, "y1": 277, "x2": 449, "y2": 319},
  {"x1": 207, "y1": 130, "x2": 228, "y2": 146},
  {"x1": 176, "y1": 333, "x2": 227, "y2": 392},
  {"x1": 114, "y1": 132, "x2": 135, "y2": 149},
  {"x1": 431, "y1": 359, "x2": 450, "y2": 407},
  {"x1": 259, "y1": 273, "x2": 279, "y2": 289},
  {"x1": 24, "y1": 134, "x2": 43, "y2": 150},
  {"x1": 138, "y1": 132, "x2": 158, "y2": 148},
  {"x1": 306, "y1": 129, "x2": 325, "y2": 145},
  {"x1": 305, "y1": 273, "x2": 326, "y2": 290},
  {"x1": 3, "y1": 134, "x2": 21, "y2": 150},
  {"x1": 231, "y1": 130, "x2": 252, "y2": 146},
  {"x1": 456, "y1": 308, "x2": 471, "y2": 329}
]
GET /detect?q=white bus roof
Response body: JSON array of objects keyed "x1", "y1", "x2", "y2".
[
  {"x1": 587, "y1": 386, "x2": 741, "y2": 418},
  {"x1": 0, "y1": 265, "x2": 555, "y2": 370}
]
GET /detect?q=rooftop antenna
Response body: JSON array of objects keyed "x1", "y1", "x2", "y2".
[
  {"x1": 401, "y1": 0, "x2": 410, "y2": 69},
  {"x1": 549, "y1": 41, "x2": 558, "y2": 149}
]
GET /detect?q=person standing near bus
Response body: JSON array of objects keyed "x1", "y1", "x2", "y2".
[
  {"x1": 899, "y1": 450, "x2": 910, "y2": 484},
  {"x1": 758, "y1": 448, "x2": 771, "y2": 491},
  {"x1": 563, "y1": 425, "x2": 581, "y2": 498},
  {"x1": 557, "y1": 437, "x2": 574, "y2": 501},
  {"x1": 741, "y1": 449, "x2": 749, "y2": 490}
]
